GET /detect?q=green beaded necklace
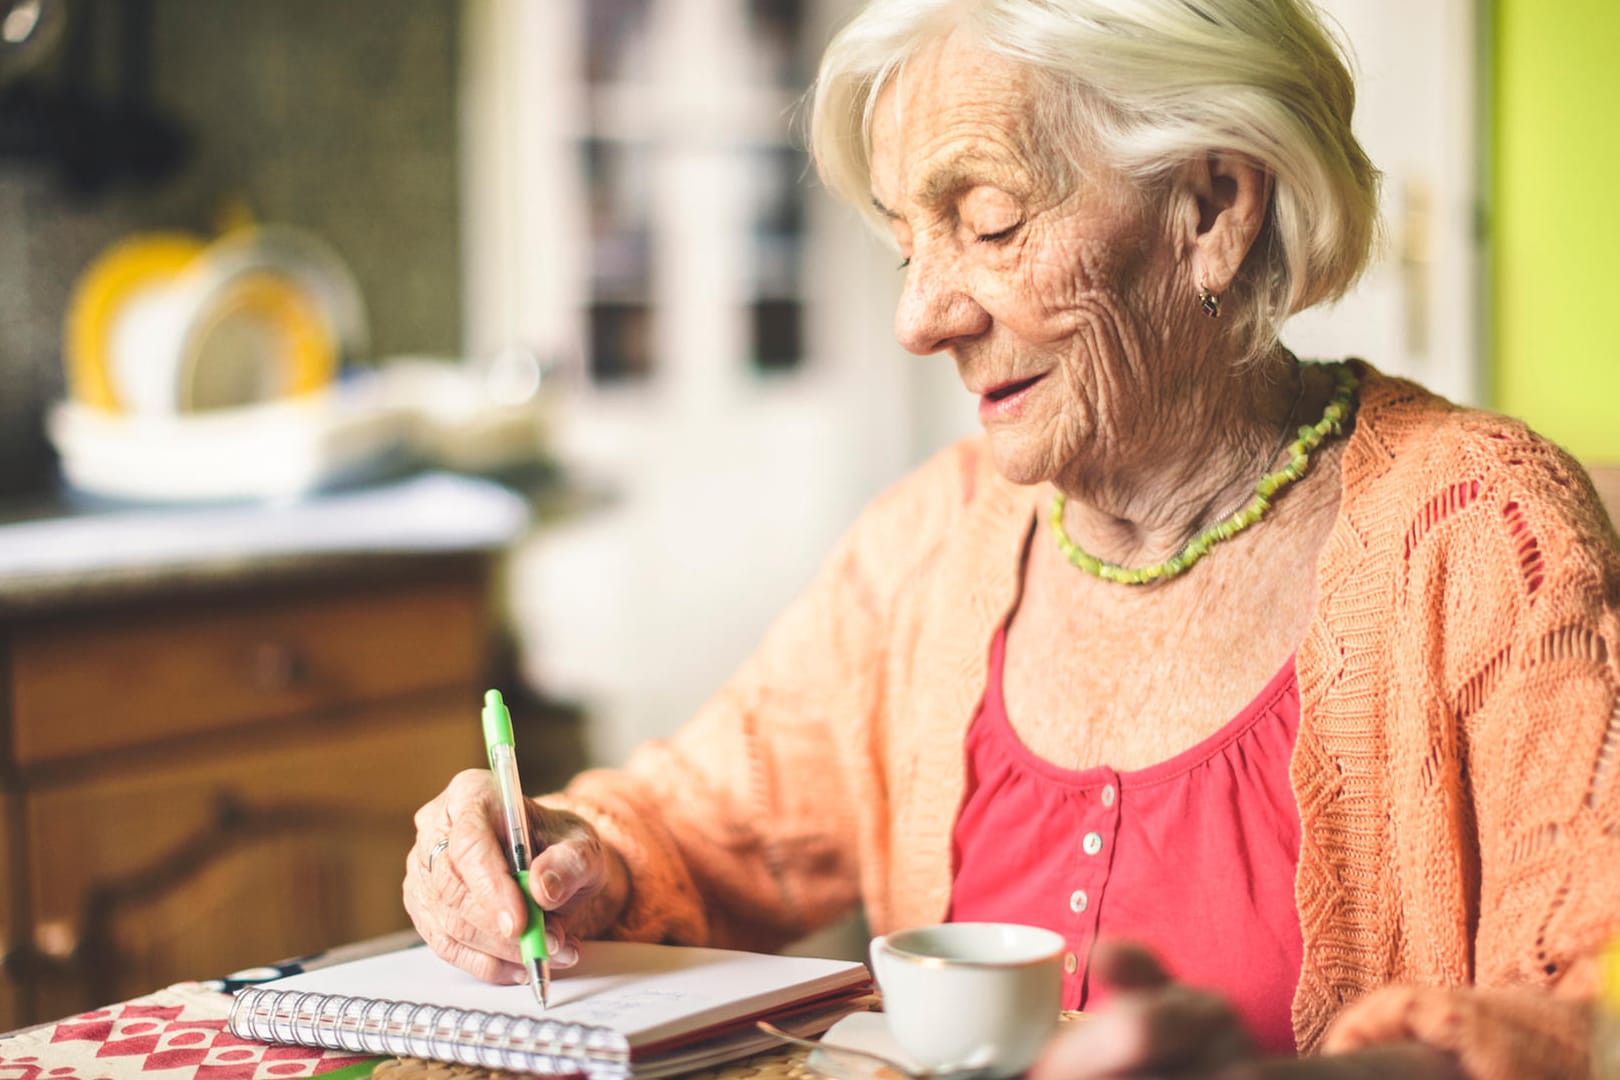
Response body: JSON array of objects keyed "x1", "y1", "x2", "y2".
[{"x1": 1049, "y1": 361, "x2": 1359, "y2": 585}]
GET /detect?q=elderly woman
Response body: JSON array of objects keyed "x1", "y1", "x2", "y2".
[{"x1": 404, "y1": 2, "x2": 1620, "y2": 1077}]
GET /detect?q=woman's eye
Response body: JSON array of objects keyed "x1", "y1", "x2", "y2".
[{"x1": 976, "y1": 222, "x2": 1022, "y2": 244}]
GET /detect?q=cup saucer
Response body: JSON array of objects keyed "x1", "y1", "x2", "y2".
[{"x1": 806, "y1": 1013, "x2": 999, "y2": 1080}]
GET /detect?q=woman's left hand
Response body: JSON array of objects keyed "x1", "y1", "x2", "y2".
[{"x1": 1029, "y1": 942, "x2": 1466, "y2": 1080}]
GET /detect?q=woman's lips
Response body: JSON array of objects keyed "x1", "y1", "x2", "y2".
[{"x1": 978, "y1": 373, "x2": 1046, "y2": 420}]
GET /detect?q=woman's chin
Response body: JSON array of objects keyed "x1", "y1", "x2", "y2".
[{"x1": 983, "y1": 429, "x2": 1058, "y2": 488}]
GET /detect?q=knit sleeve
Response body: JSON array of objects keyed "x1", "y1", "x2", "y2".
[
  {"x1": 1356, "y1": 423, "x2": 1620, "y2": 1077},
  {"x1": 537, "y1": 448, "x2": 969, "y2": 951},
  {"x1": 1463, "y1": 441, "x2": 1620, "y2": 992}
]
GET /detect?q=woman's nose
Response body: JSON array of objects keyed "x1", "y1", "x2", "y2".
[{"x1": 893, "y1": 251, "x2": 991, "y2": 356}]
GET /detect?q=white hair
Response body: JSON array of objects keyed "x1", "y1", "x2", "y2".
[{"x1": 808, "y1": 0, "x2": 1381, "y2": 360}]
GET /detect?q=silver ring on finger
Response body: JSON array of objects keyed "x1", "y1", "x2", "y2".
[{"x1": 423, "y1": 836, "x2": 450, "y2": 874}]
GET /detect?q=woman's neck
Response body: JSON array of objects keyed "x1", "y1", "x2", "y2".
[{"x1": 1053, "y1": 349, "x2": 1310, "y2": 570}]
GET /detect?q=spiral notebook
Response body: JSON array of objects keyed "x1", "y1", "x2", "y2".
[{"x1": 227, "y1": 940, "x2": 870, "y2": 1079}]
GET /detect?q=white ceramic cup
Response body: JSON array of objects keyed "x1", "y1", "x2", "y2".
[{"x1": 869, "y1": 922, "x2": 1065, "y2": 1077}]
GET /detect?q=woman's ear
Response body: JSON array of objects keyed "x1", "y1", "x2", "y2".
[{"x1": 1179, "y1": 152, "x2": 1272, "y2": 295}]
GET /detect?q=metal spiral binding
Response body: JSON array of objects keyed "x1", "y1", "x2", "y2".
[{"x1": 228, "y1": 986, "x2": 633, "y2": 1078}]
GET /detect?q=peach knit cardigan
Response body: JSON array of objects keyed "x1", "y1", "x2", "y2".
[{"x1": 555, "y1": 364, "x2": 1620, "y2": 1078}]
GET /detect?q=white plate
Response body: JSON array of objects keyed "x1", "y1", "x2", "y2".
[{"x1": 48, "y1": 391, "x2": 411, "y2": 503}]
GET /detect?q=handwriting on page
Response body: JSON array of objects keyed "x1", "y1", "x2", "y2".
[{"x1": 561, "y1": 988, "x2": 695, "y2": 1024}]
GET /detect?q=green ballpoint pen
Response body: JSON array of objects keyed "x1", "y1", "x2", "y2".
[{"x1": 481, "y1": 688, "x2": 551, "y2": 1007}]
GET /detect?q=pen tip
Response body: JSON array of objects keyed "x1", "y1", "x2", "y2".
[{"x1": 529, "y1": 958, "x2": 548, "y2": 1009}]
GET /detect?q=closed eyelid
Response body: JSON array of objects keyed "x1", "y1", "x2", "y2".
[
  {"x1": 975, "y1": 221, "x2": 1022, "y2": 243},
  {"x1": 883, "y1": 213, "x2": 917, "y2": 257}
]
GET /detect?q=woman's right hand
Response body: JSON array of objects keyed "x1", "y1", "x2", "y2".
[{"x1": 403, "y1": 769, "x2": 630, "y2": 985}]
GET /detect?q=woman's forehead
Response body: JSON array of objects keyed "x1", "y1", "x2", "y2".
[{"x1": 869, "y1": 34, "x2": 1044, "y2": 206}]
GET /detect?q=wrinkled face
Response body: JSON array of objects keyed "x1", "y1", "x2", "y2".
[{"x1": 869, "y1": 30, "x2": 1200, "y2": 488}]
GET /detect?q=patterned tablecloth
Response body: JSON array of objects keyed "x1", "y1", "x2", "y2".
[{"x1": 0, "y1": 984, "x2": 374, "y2": 1080}]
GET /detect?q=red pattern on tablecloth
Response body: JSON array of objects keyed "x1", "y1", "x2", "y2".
[{"x1": 0, "y1": 986, "x2": 372, "y2": 1080}]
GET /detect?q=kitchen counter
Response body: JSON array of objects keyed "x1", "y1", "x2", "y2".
[{"x1": 0, "y1": 473, "x2": 529, "y2": 613}]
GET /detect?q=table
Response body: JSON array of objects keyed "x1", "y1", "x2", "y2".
[{"x1": 1, "y1": 940, "x2": 1084, "y2": 1080}]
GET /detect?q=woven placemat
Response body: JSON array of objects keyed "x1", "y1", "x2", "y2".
[{"x1": 370, "y1": 1043, "x2": 814, "y2": 1080}]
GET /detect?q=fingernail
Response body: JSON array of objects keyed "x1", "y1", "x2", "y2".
[
  {"x1": 545, "y1": 931, "x2": 562, "y2": 954},
  {"x1": 554, "y1": 942, "x2": 579, "y2": 967},
  {"x1": 499, "y1": 911, "x2": 515, "y2": 937},
  {"x1": 513, "y1": 968, "x2": 529, "y2": 985},
  {"x1": 540, "y1": 870, "x2": 564, "y2": 902}
]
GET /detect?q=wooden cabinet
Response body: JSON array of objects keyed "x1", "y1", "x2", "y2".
[
  {"x1": 10, "y1": 577, "x2": 485, "y2": 766},
  {"x1": 0, "y1": 556, "x2": 494, "y2": 1030}
]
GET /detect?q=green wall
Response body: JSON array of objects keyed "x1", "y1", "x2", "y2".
[{"x1": 1493, "y1": 0, "x2": 1620, "y2": 461}]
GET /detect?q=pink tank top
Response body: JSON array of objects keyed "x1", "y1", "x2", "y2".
[{"x1": 949, "y1": 623, "x2": 1305, "y2": 1055}]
